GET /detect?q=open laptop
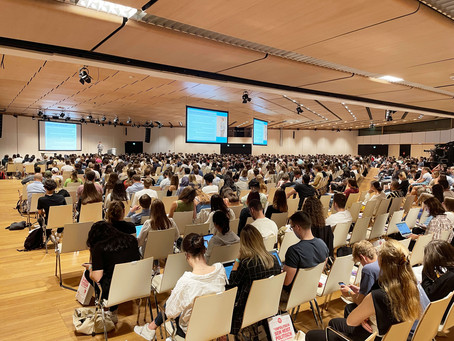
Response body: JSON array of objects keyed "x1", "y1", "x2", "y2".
[
  {"x1": 203, "y1": 234, "x2": 213, "y2": 248},
  {"x1": 223, "y1": 261, "x2": 235, "y2": 279},
  {"x1": 269, "y1": 249, "x2": 283, "y2": 269},
  {"x1": 135, "y1": 224, "x2": 143, "y2": 236},
  {"x1": 396, "y1": 222, "x2": 412, "y2": 238},
  {"x1": 416, "y1": 215, "x2": 433, "y2": 229}
]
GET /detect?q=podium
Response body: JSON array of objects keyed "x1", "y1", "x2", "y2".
[{"x1": 107, "y1": 148, "x2": 117, "y2": 155}]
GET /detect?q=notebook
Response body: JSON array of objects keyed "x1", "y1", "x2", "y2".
[
  {"x1": 396, "y1": 222, "x2": 412, "y2": 238},
  {"x1": 203, "y1": 234, "x2": 213, "y2": 248}
]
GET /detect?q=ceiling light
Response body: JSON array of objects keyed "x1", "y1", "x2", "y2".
[
  {"x1": 101, "y1": 116, "x2": 106, "y2": 122},
  {"x1": 126, "y1": 118, "x2": 132, "y2": 124},
  {"x1": 156, "y1": 121, "x2": 163, "y2": 128},
  {"x1": 79, "y1": 67, "x2": 92, "y2": 85},
  {"x1": 418, "y1": 114, "x2": 424, "y2": 119},
  {"x1": 32, "y1": 116, "x2": 35, "y2": 120},
  {"x1": 169, "y1": 122, "x2": 173, "y2": 128},
  {"x1": 77, "y1": 0, "x2": 138, "y2": 18},
  {"x1": 60, "y1": 112, "x2": 65, "y2": 118},
  {"x1": 296, "y1": 106, "x2": 303, "y2": 115},
  {"x1": 242, "y1": 91, "x2": 251, "y2": 104},
  {"x1": 38, "y1": 111, "x2": 44, "y2": 117},
  {"x1": 377, "y1": 75, "x2": 404, "y2": 82},
  {"x1": 87, "y1": 114, "x2": 93, "y2": 120},
  {"x1": 113, "y1": 117, "x2": 119, "y2": 124},
  {"x1": 179, "y1": 122, "x2": 183, "y2": 127},
  {"x1": 65, "y1": 117, "x2": 70, "y2": 122}
]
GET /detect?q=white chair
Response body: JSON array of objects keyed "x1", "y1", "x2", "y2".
[
  {"x1": 419, "y1": 210, "x2": 430, "y2": 225},
  {"x1": 385, "y1": 209, "x2": 404, "y2": 236},
  {"x1": 79, "y1": 202, "x2": 103, "y2": 223},
  {"x1": 388, "y1": 196, "x2": 404, "y2": 216},
  {"x1": 172, "y1": 211, "x2": 194, "y2": 235},
  {"x1": 208, "y1": 242, "x2": 240, "y2": 265},
  {"x1": 349, "y1": 202, "x2": 362, "y2": 223},
  {"x1": 28, "y1": 192, "x2": 45, "y2": 224},
  {"x1": 405, "y1": 207, "x2": 420, "y2": 229},
  {"x1": 263, "y1": 236, "x2": 276, "y2": 251},
  {"x1": 140, "y1": 215, "x2": 150, "y2": 224},
  {"x1": 229, "y1": 205, "x2": 244, "y2": 219},
  {"x1": 368, "y1": 213, "x2": 389, "y2": 240},
  {"x1": 410, "y1": 234, "x2": 433, "y2": 266},
  {"x1": 287, "y1": 198, "x2": 299, "y2": 217},
  {"x1": 165, "y1": 288, "x2": 238, "y2": 341},
  {"x1": 184, "y1": 222, "x2": 210, "y2": 236},
  {"x1": 55, "y1": 222, "x2": 92, "y2": 290},
  {"x1": 143, "y1": 228, "x2": 176, "y2": 261},
  {"x1": 317, "y1": 255, "x2": 354, "y2": 310},
  {"x1": 332, "y1": 222, "x2": 352, "y2": 252},
  {"x1": 270, "y1": 212, "x2": 288, "y2": 228},
  {"x1": 438, "y1": 294, "x2": 454, "y2": 336},
  {"x1": 345, "y1": 192, "x2": 359, "y2": 209},
  {"x1": 279, "y1": 230, "x2": 300, "y2": 262},
  {"x1": 47, "y1": 204, "x2": 73, "y2": 230},
  {"x1": 361, "y1": 200, "x2": 377, "y2": 218},
  {"x1": 162, "y1": 196, "x2": 177, "y2": 213},
  {"x1": 319, "y1": 195, "x2": 331, "y2": 209},
  {"x1": 230, "y1": 218, "x2": 239, "y2": 235},
  {"x1": 349, "y1": 216, "x2": 371, "y2": 245},
  {"x1": 402, "y1": 195, "x2": 416, "y2": 214},
  {"x1": 375, "y1": 198, "x2": 391, "y2": 216}
]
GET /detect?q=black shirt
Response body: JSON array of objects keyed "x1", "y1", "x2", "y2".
[
  {"x1": 111, "y1": 220, "x2": 136, "y2": 235},
  {"x1": 293, "y1": 183, "x2": 316, "y2": 209},
  {"x1": 56, "y1": 189, "x2": 70, "y2": 198},
  {"x1": 37, "y1": 193, "x2": 67, "y2": 224},
  {"x1": 371, "y1": 288, "x2": 400, "y2": 336},
  {"x1": 265, "y1": 206, "x2": 283, "y2": 219}
]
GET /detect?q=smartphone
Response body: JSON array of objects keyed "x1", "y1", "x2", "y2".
[{"x1": 338, "y1": 282, "x2": 345, "y2": 286}]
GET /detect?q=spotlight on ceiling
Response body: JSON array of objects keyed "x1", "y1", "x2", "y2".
[
  {"x1": 149, "y1": 121, "x2": 155, "y2": 128},
  {"x1": 296, "y1": 106, "x2": 303, "y2": 115},
  {"x1": 242, "y1": 91, "x2": 251, "y2": 104},
  {"x1": 137, "y1": 124, "x2": 141, "y2": 128},
  {"x1": 80, "y1": 118, "x2": 85, "y2": 123},
  {"x1": 87, "y1": 114, "x2": 93, "y2": 120},
  {"x1": 113, "y1": 117, "x2": 119, "y2": 124},
  {"x1": 169, "y1": 122, "x2": 173, "y2": 128},
  {"x1": 336, "y1": 129, "x2": 340, "y2": 133},
  {"x1": 60, "y1": 112, "x2": 65, "y2": 118},
  {"x1": 38, "y1": 111, "x2": 44, "y2": 117},
  {"x1": 179, "y1": 121, "x2": 183, "y2": 127},
  {"x1": 126, "y1": 118, "x2": 132, "y2": 124},
  {"x1": 385, "y1": 110, "x2": 395, "y2": 122},
  {"x1": 32, "y1": 116, "x2": 36, "y2": 120},
  {"x1": 78, "y1": 67, "x2": 92, "y2": 85},
  {"x1": 101, "y1": 116, "x2": 106, "y2": 122},
  {"x1": 65, "y1": 116, "x2": 70, "y2": 122},
  {"x1": 369, "y1": 123, "x2": 376, "y2": 129},
  {"x1": 156, "y1": 121, "x2": 163, "y2": 128}
]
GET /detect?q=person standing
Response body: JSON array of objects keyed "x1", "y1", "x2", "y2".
[{"x1": 97, "y1": 141, "x2": 104, "y2": 155}]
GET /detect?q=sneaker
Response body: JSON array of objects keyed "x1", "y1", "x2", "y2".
[
  {"x1": 134, "y1": 325, "x2": 156, "y2": 340},
  {"x1": 106, "y1": 310, "x2": 118, "y2": 324}
]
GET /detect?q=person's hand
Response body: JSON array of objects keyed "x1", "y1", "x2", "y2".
[
  {"x1": 130, "y1": 205, "x2": 141, "y2": 212},
  {"x1": 349, "y1": 285, "x2": 360, "y2": 294},
  {"x1": 340, "y1": 285, "x2": 351, "y2": 296},
  {"x1": 409, "y1": 233, "x2": 420, "y2": 240},
  {"x1": 361, "y1": 319, "x2": 373, "y2": 333},
  {"x1": 82, "y1": 263, "x2": 91, "y2": 270}
]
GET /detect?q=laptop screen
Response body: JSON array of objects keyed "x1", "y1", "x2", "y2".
[
  {"x1": 224, "y1": 263, "x2": 234, "y2": 279},
  {"x1": 135, "y1": 225, "x2": 143, "y2": 236},
  {"x1": 424, "y1": 216, "x2": 433, "y2": 225},
  {"x1": 203, "y1": 234, "x2": 213, "y2": 248},
  {"x1": 396, "y1": 222, "x2": 411, "y2": 235},
  {"x1": 269, "y1": 250, "x2": 282, "y2": 268}
]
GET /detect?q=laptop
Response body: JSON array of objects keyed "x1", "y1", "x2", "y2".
[
  {"x1": 135, "y1": 224, "x2": 143, "y2": 236},
  {"x1": 223, "y1": 261, "x2": 235, "y2": 279},
  {"x1": 416, "y1": 216, "x2": 433, "y2": 229},
  {"x1": 203, "y1": 234, "x2": 213, "y2": 248},
  {"x1": 396, "y1": 222, "x2": 412, "y2": 238},
  {"x1": 269, "y1": 249, "x2": 283, "y2": 269}
]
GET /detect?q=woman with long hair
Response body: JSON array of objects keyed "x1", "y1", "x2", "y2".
[
  {"x1": 167, "y1": 174, "x2": 179, "y2": 196},
  {"x1": 169, "y1": 187, "x2": 197, "y2": 220},
  {"x1": 84, "y1": 221, "x2": 140, "y2": 320},
  {"x1": 203, "y1": 194, "x2": 236, "y2": 234},
  {"x1": 103, "y1": 172, "x2": 118, "y2": 196},
  {"x1": 344, "y1": 178, "x2": 359, "y2": 199},
  {"x1": 205, "y1": 211, "x2": 240, "y2": 262},
  {"x1": 134, "y1": 233, "x2": 227, "y2": 340},
  {"x1": 227, "y1": 224, "x2": 281, "y2": 335},
  {"x1": 137, "y1": 199, "x2": 179, "y2": 254},
  {"x1": 398, "y1": 172, "x2": 410, "y2": 196},
  {"x1": 76, "y1": 181, "x2": 103, "y2": 215},
  {"x1": 105, "y1": 180, "x2": 128, "y2": 209},
  {"x1": 64, "y1": 170, "x2": 82, "y2": 187},
  {"x1": 265, "y1": 188, "x2": 288, "y2": 218},
  {"x1": 306, "y1": 239, "x2": 421, "y2": 341},
  {"x1": 194, "y1": 188, "x2": 211, "y2": 213},
  {"x1": 363, "y1": 181, "x2": 386, "y2": 204},
  {"x1": 412, "y1": 197, "x2": 453, "y2": 242},
  {"x1": 106, "y1": 200, "x2": 136, "y2": 235}
]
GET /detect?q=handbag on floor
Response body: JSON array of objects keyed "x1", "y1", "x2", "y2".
[{"x1": 73, "y1": 307, "x2": 114, "y2": 335}]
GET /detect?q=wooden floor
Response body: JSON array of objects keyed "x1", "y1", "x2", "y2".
[{"x1": 0, "y1": 175, "x2": 450, "y2": 340}]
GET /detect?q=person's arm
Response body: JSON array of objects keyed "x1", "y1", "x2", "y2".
[
  {"x1": 346, "y1": 293, "x2": 375, "y2": 330},
  {"x1": 286, "y1": 189, "x2": 296, "y2": 198},
  {"x1": 193, "y1": 199, "x2": 197, "y2": 220},
  {"x1": 340, "y1": 284, "x2": 364, "y2": 305},
  {"x1": 283, "y1": 265, "x2": 297, "y2": 287},
  {"x1": 168, "y1": 201, "x2": 177, "y2": 218},
  {"x1": 165, "y1": 279, "x2": 189, "y2": 319}
]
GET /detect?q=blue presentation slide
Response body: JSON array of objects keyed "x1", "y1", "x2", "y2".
[
  {"x1": 186, "y1": 107, "x2": 228, "y2": 143},
  {"x1": 253, "y1": 119, "x2": 268, "y2": 145},
  {"x1": 45, "y1": 121, "x2": 77, "y2": 150}
]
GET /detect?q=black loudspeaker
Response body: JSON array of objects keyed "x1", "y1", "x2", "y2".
[
  {"x1": 293, "y1": 131, "x2": 295, "y2": 139},
  {"x1": 145, "y1": 128, "x2": 151, "y2": 143},
  {"x1": 124, "y1": 127, "x2": 127, "y2": 136},
  {"x1": 0, "y1": 114, "x2": 2, "y2": 138}
]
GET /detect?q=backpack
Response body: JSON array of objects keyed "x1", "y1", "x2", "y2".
[
  {"x1": 22, "y1": 228, "x2": 44, "y2": 251},
  {"x1": 7, "y1": 221, "x2": 27, "y2": 230}
]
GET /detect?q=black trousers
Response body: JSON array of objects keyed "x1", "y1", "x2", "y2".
[{"x1": 306, "y1": 318, "x2": 372, "y2": 341}]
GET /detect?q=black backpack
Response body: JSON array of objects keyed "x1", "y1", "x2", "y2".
[{"x1": 23, "y1": 228, "x2": 44, "y2": 251}]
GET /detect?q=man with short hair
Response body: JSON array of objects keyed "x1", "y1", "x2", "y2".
[
  {"x1": 325, "y1": 193, "x2": 352, "y2": 227},
  {"x1": 249, "y1": 199, "x2": 278, "y2": 243},
  {"x1": 282, "y1": 211, "x2": 329, "y2": 295},
  {"x1": 126, "y1": 174, "x2": 144, "y2": 198},
  {"x1": 97, "y1": 141, "x2": 104, "y2": 155},
  {"x1": 131, "y1": 178, "x2": 158, "y2": 207},
  {"x1": 37, "y1": 179, "x2": 67, "y2": 242},
  {"x1": 240, "y1": 179, "x2": 268, "y2": 208},
  {"x1": 127, "y1": 194, "x2": 152, "y2": 225},
  {"x1": 159, "y1": 170, "x2": 171, "y2": 190},
  {"x1": 202, "y1": 173, "x2": 219, "y2": 194},
  {"x1": 26, "y1": 173, "x2": 45, "y2": 208},
  {"x1": 286, "y1": 174, "x2": 316, "y2": 210},
  {"x1": 61, "y1": 160, "x2": 74, "y2": 172}
]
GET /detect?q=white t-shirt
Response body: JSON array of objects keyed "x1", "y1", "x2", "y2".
[
  {"x1": 61, "y1": 165, "x2": 75, "y2": 172},
  {"x1": 202, "y1": 185, "x2": 219, "y2": 195},
  {"x1": 325, "y1": 210, "x2": 352, "y2": 227},
  {"x1": 131, "y1": 188, "x2": 158, "y2": 207},
  {"x1": 251, "y1": 217, "x2": 278, "y2": 243}
]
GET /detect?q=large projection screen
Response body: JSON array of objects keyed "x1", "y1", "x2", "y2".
[
  {"x1": 253, "y1": 118, "x2": 268, "y2": 146},
  {"x1": 38, "y1": 121, "x2": 82, "y2": 151},
  {"x1": 186, "y1": 106, "x2": 228, "y2": 144}
]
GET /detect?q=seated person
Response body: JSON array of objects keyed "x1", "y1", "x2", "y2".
[
  {"x1": 386, "y1": 181, "x2": 403, "y2": 199},
  {"x1": 249, "y1": 199, "x2": 278, "y2": 244},
  {"x1": 126, "y1": 194, "x2": 152, "y2": 225},
  {"x1": 37, "y1": 179, "x2": 67, "y2": 241},
  {"x1": 84, "y1": 221, "x2": 140, "y2": 322},
  {"x1": 240, "y1": 179, "x2": 268, "y2": 209},
  {"x1": 76, "y1": 181, "x2": 103, "y2": 216},
  {"x1": 237, "y1": 191, "x2": 260, "y2": 236},
  {"x1": 226, "y1": 224, "x2": 281, "y2": 335},
  {"x1": 106, "y1": 201, "x2": 136, "y2": 235},
  {"x1": 325, "y1": 193, "x2": 352, "y2": 228},
  {"x1": 205, "y1": 211, "x2": 240, "y2": 262},
  {"x1": 363, "y1": 181, "x2": 386, "y2": 204},
  {"x1": 26, "y1": 173, "x2": 45, "y2": 209},
  {"x1": 203, "y1": 194, "x2": 235, "y2": 234},
  {"x1": 303, "y1": 196, "x2": 334, "y2": 257},
  {"x1": 130, "y1": 178, "x2": 158, "y2": 207},
  {"x1": 168, "y1": 187, "x2": 197, "y2": 220},
  {"x1": 265, "y1": 188, "x2": 288, "y2": 219},
  {"x1": 134, "y1": 233, "x2": 227, "y2": 340},
  {"x1": 202, "y1": 173, "x2": 219, "y2": 195},
  {"x1": 343, "y1": 178, "x2": 359, "y2": 199}
]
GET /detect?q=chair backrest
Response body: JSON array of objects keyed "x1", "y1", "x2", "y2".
[
  {"x1": 106, "y1": 257, "x2": 154, "y2": 307},
  {"x1": 30, "y1": 193, "x2": 45, "y2": 212},
  {"x1": 208, "y1": 243, "x2": 240, "y2": 265},
  {"x1": 386, "y1": 209, "x2": 404, "y2": 235},
  {"x1": 279, "y1": 230, "x2": 300, "y2": 262},
  {"x1": 362, "y1": 200, "x2": 377, "y2": 218},
  {"x1": 263, "y1": 236, "x2": 276, "y2": 251},
  {"x1": 240, "y1": 189, "x2": 251, "y2": 198},
  {"x1": 246, "y1": 216, "x2": 254, "y2": 225},
  {"x1": 143, "y1": 228, "x2": 175, "y2": 260},
  {"x1": 358, "y1": 191, "x2": 367, "y2": 203},
  {"x1": 172, "y1": 211, "x2": 194, "y2": 235},
  {"x1": 368, "y1": 213, "x2": 389, "y2": 240},
  {"x1": 287, "y1": 198, "x2": 299, "y2": 217},
  {"x1": 140, "y1": 215, "x2": 150, "y2": 224},
  {"x1": 230, "y1": 218, "x2": 239, "y2": 235},
  {"x1": 410, "y1": 234, "x2": 433, "y2": 266},
  {"x1": 319, "y1": 195, "x2": 331, "y2": 209},
  {"x1": 267, "y1": 187, "x2": 277, "y2": 203},
  {"x1": 319, "y1": 255, "x2": 354, "y2": 297},
  {"x1": 241, "y1": 273, "x2": 286, "y2": 329},
  {"x1": 381, "y1": 321, "x2": 414, "y2": 341},
  {"x1": 388, "y1": 197, "x2": 404, "y2": 216},
  {"x1": 284, "y1": 262, "x2": 325, "y2": 311},
  {"x1": 47, "y1": 204, "x2": 74, "y2": 229},
  {"x1": 398, "y1": 238, "x2": 411, "y2": 251},
  {"x1": 270, "y1": 212, "x2": 288, "y2": 229},
  {"x1": 60, "y1": 222, "x2": 93, "y2": 253},
  {"x1": 124, "y1": 217, "x2": 132, "y2": 222},
  {"x1": 229, "y1": 205, "x2": 243, "y2": 219},
  {"x1": 79, "y1": 202, "x2": 103, "y2": 223},
  {"x1": 402, "y1": 195, "x2": 416, "y2": 214},
  {"x1": 332, "y1": 222, "x2": 352, "y2": 249},
  {"x1": 157, "y1": 252, "x2": 192, "y2": 293},
  {"x1": 405, "y1": 207, "x2": 420, "y2": 229},
  {"x1": 439, "y1": 293, "x2": 454, "y2": 334},
  {"x1": 411, "y1": 292, "x2": 454, "y2": 341},
  {"x1": 419, "y1": 210, "x2": 430, "y2": 225},
  {"x1": 350, "y1": 216, "x2": 371, "y2": 244},
  {"x1": 24, "y1": 164, "x2": 35, "y2": 174},
  {"x1": 184, "y1": 222, "x2": 210, "y2": 236},
  {"x1": 64, "y1": 196, "x2": 73, "y2": 206},
  {"x1": 161, "y1": 196, "x2": 177, "y2": 214},
  {"x1": 375, "y1": 198, "x2": 391, "y2": 216},
  {"x1": 349, "y1": 202, "x2": 362, "y2": 223},
  {"x1": 185, "y1": 288, "x2": 238, "y2": 341},
  {"x1": 345, "y1": 192, "x2": 359, "y2": 209}
]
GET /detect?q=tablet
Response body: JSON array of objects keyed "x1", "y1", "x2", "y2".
[
  {"x1": 135, "y1": 225, "x2": 143, "y2": 236},
  {"x1": 396, "y1": 222, "x2": 412, "y2": 238},
  {"x1": 203, "y1": 234, "x2": 213, "y2": 248},
  {"x1": 269, "y1": 250, "x2": 283, "y2": 269}
]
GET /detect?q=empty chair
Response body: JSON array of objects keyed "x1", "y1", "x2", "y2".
[
  {"x1": 279, "y1": 230, "x2": 300, "y2": 262},
  {"x1": 349, "y1": 202, "x2": 362, "y2": 223},
  {"x1": 55, "y1": 222, "x2": 93, "y2": 290},
  {"x1": 402, "y1": 195, "x2": 416, "y2": 214},
  {"x1": 361, "y1": 200, "x2": 377, "y2": 218},
  {"x1": 375, "y1": 198, "x2": 391, "y2": 216},
  {"x1": 270, "y1": 212, "x2": 288, "y2": 229},
  {"x1": 143, "y1": 228, "x2": 176, "y2": 261},
  {"x1": 388, "y1": 196, "x2": 404, "y2": 216},
  {"x1": 161, "y1": 196, "x2": 178, "y2": 214},
  {"x1": 172, "y1": 211, "x2": 194, "y2": 235},
  {"x1": 319, "y1": 195, "x2": 331, "y2": 209},
  {"x1": 410, "y1": 234, "x2": 433, "y2": 266},
  {"x1": 368, "y1": 213, "x2": 389, "y2": 240},
  {"x1": 207, "y1": 242, "x2": 240, "y2": 265},
  {"x1": 350, "y1": 216, "x2": 371, "y2": 245},
  {"x1": 184, "y1": 222, "x2": 210, "y2": 236},
  {"x1": 332, "y1": 221, "x2": 352, "y2": 252},
  {"x1": 287, "y1": 198, "x2": 299, "y2": 217},
  {"x1": 165, "y1": 288, "x2": 238, "y2": 341},
  {"x1": 47, "y1": 204, "x2": 73, "y2": 230},
  {"x1": 345, "y1": 192, "x2": 359, "y2": 209},
  {"x1": 405, "y1": 207, "x2": 420, "y2": 229},
  {"x1": 79, "y1": 202, "x2": 103, "y2": 223},
  {"x1": 385, "y1": 210, "x2": 404, "y2": 236}
]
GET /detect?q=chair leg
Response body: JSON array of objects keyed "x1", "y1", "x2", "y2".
[
  {"x1": 55, "y1": 252, "x2": 59, "y2": 277},
  {"x1": 99, "y1": 306, "x2": 109, "y2": 341},
  {"x1": 137, "y1": 298, "x2": 142, "y2": 325},
  {"x1": 147, "y1": 296, "x2": 154, "y2": 322},
  {"x1": 314, "y1": 299, "x2": 324, "y2": 329},
  {"x1": 153, "y1": 291, "x2": 164, "y2": 339},
  {"x1": 309, "y1": 301, "x2": 320, "y2": 328}
]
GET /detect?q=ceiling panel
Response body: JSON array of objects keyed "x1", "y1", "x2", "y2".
[
  {"x1": 404, "y1": 59, "x2": 454, "y2": 87},
  {"x1": 0, "y1": 0, "x2": 122, "y2": 50},
  {"x1": 97, "y1": 20, "x2": 265, "y2": 73},
  {"x1": 149, "y1": 0, "x2": 418, "y2": 51},
  {"x1": 364, "y1": 88, "x2": 452, "y2": 105}
]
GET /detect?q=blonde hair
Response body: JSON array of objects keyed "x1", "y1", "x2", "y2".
[
  {"x1": 352, "y1": 240, "x2": 376, "y2": 262},
  {"x1": 239, "y1": 224, "x2": 275, "y2": 269},
  {"x1": 378, "y1": 240, "x2": 421, "y2": 322}
]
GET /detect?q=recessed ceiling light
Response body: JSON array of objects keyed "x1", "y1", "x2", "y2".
[
  {"x1": 77, "y1": 0, "x2": 138, "y2": 18},
  {"x1": 377, "y1": 75, "x2": 404, "y2": 82}
]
